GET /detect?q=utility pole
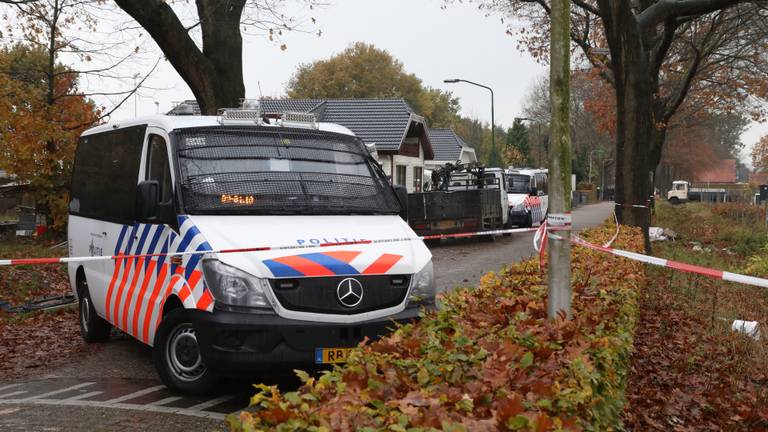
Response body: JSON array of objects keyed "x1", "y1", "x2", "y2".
[{"x1": 548, "y1": 0, "x2": 572, "y2": 319}]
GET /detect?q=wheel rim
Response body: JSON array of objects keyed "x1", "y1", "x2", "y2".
[
  {"x1": 80, "y1": 296, "x2": 90, "y2": 332},
  {"x1": 167, "y1": 323, "x2": 206, "y2": 382}
]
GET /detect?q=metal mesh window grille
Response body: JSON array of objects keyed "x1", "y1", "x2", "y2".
[{"x1": 173, "y1": 127, "x2": 400, "y2": 215}]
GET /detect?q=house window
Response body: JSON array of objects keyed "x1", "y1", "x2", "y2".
[
  {"x1": 395, "y1": 165, "x2": 407, "y2": 187},
  {"x1": 413, "y1": 167, "x2": 423, "y2": 192}
]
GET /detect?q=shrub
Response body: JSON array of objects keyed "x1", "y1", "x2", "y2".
[{"x1": 229, "y1": 225, "x2": 644, "y2": 431}]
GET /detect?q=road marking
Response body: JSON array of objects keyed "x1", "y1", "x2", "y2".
[
  {"x1": 147, "y1": 396, "x2": 182, "y2": 406},
  {"x1": 0, "y1": 398, "x2": 226, "y2": 420},
  {"x1": 0, "y1": 384, "x2": 20, "y2": 393},
  {"x1": 103, "y1": 385, "x2": 165, "y2": 404},
  {"x1": 62, "y1": 391, "x2": 103, "y2": 401},
  {"x1": 187, "y1": 394, "x2": 237, "y2": 411},
  {"x1": 0, "y1": 391, "x2": 27, "y2": 399},
  {"x1": 20, "y1": 382, "x2": 95, "y2": 401}
]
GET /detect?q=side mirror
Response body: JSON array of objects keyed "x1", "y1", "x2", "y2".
[
  {"x1": 393, "y1": 185, "x2": 409, "y2": 222},
  {"x1": 136, "y1": 180, "x2": 160, "y2": 222},
  {"x1": 530, "y1": 187, "x2": 538, "y2": 196}
]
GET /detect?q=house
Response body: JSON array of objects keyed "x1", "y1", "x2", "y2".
[
  {"x1": 425, "y1": 128, "x2": 478, "y2": 171},
  {"x1": 169, "y1": 98, "x2": 435, "y2": 193}
]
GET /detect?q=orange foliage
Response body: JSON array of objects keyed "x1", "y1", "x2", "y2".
[
  {"x1": 0, "y1": 45, "x2": 99, "y2": 229},
  {"x1": 751, "y1": 135, "x2": 768, "y2": 174}
]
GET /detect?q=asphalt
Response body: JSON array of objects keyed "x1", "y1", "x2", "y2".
[
  {"x1": 0, "y1": 201, "x2": 614, "y2": 431},
  {"x1": 430, "y1": 201, "x2": 614, "y2": 292}
]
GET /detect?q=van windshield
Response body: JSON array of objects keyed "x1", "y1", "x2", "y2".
[
  {"x1": 507, "y1": 174, "x2": 531, "y2": 194},
  {"x1": 173, "y1": 127, "x2": 401, "y2": 215}
]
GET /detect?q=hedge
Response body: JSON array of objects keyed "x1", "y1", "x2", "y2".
[{"x1": 229, "y1": 224, "x2": 644, "y2": 431}]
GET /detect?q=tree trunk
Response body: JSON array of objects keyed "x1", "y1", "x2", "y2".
[
  {"x1": 548, "y1": 0, "x2": 572, "y2": 320},
  {"x1": 598, "y1": 0, "x2": 653, "y2": 251},
  {"x1": 114, "y1": 0, "x2": 246, "y2": 114}
]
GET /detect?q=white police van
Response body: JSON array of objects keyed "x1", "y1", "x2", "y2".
[
  {"x1": 505, "y1": 168, "x2": 549, "y2": 227},
  {"x1": 67, "y1": 105, "x2": 435, "y2": 393}
]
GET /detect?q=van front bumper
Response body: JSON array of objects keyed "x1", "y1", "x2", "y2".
[
  {"x1": 189, "y1": 306, "x2": 423, "y2": 373},
  {"x1": 507, "y1": 209, "x2": 530, "y2": 225}
]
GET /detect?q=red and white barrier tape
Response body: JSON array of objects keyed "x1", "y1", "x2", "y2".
[
  {"x1": 0, "y1": 226, "x2": 556, "y2": 267},
  {"x1": 603, "y1": 211, "x2": 620, "y2": 248},
  {"x1": 559, "y1": 234, "x2": 768, "y2": 289},
  {"x1": 615, "y1": 202, "x2": 650, "y2": 209},
  {"x1": 7, "y1": 222, "x2": 768, "y2": 292}
]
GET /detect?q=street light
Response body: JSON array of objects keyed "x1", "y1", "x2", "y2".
[
  {"x1": 444, "y1": 79, "x2": 497, "y2": 167},
  {"x1": 514, "y1": 117, "x2": 543, "y2": 168}
]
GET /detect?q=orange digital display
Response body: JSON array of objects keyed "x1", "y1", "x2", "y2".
[{"x1": 221, "y1": 194, "x2": 255, "y2": 205}]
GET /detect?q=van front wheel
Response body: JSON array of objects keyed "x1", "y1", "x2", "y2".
[
  {"x1": 77, "y1": 275, "x2": 111, "y2": 343},
  {"x1": 153, "y1": 308, "x2": 218, "y2": 394}
]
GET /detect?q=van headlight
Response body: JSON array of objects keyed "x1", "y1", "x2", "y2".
[
  {"x1": 202, "y1": 259, "x2": 272, "y2": 309},
  {"x1": 408, "y1": 261, "x2": 436, "y2": 306}
]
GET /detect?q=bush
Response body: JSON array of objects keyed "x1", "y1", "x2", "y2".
[{"x1": 229, "y1": 225, "x2": 644, "y2": 431}]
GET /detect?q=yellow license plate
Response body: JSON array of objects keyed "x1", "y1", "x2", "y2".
[{"x1": 315, "y1": 347, "x2": 351, "y2": 364}]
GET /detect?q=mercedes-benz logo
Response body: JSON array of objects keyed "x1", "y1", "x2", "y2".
[{"x1": 336, "y1": 278, "x2": 364, "y2": 308}]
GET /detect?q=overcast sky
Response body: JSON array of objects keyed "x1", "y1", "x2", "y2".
[{"x1": 106, "y1": 0, "x2": 765, "y2": 164}]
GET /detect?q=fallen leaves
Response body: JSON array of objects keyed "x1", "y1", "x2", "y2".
[
  {"x1": 0, "y1": 308, "x2": 93, "y2": 379},
  {"x1": 0, "y1": 239, "x2": 90, "y2": 379},
  {"x1": 230, "y1": 224, "x2": 646, "y2": 431},
  {"x1": 624, "y1": 203, "x2": 768, "y2": 431}
]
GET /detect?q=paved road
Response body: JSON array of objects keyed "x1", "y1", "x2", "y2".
[
  {"x1": 0, "y1": 202, "x2": 613, "y2": 431},
  {"x1": 431, "y1": 201, "x2": 614, "y2": 292}
]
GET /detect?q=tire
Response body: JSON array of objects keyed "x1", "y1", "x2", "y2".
[
  {"x1": 77, "y1": 273, "x2": 111, "y2": 343},
  {"x1": 669, "y1": 197, "x2": 680, "y2": 205},
  {"x1": 153, "y1": 308, "x2": 218, "y2": 394},
  {"x1": 522, "y1": 212, "x2": 533, "y2": 228}
]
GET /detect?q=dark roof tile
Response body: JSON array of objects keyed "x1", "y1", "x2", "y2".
[{"x1": 428, "y1": 128, "x2": 472, "y2": 161}]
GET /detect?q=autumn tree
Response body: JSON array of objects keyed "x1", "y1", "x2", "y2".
[
  {"x1": 469, "y1": 0, "x2": 768, "y2": 244},
  {"x1": 522, "y1": 73, "x2": 613, "y2": 179},
  {"x1": 0, "y1": 0, "x2": 157, "y2": 228},
  {"x1": 752, "y1": 135, "x2": 768, "y2": 173},
  {"x1": 502, "y1": 142, "x2": 526, "y2": 167},
  {"x1": 0, "y1": 44, "x2": 98, "y2": 229},
  {"x1": 506, "y1": 118, "x2": 532, "y2": 166},
  {"x1": 2, "y1": 0, "x2": 155, "y2": 113},
  {"x1": 287, "y1": 42, "x2": 461, "y2": 127}
]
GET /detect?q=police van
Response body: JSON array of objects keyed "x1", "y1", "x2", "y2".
[
  {"x1": 505, "y1": 168, "x2": 549, "y2": 227},
  {"x1": 67, "y1": 105, "x2": 435, "y2": 393}
]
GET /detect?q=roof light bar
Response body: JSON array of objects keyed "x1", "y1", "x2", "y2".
[
  {"x1": 280, "y1": 111, "x2": 318, "y2": 129},
  {"x1": 218, "y1": 105, "x2": 263, "y2": 125}
]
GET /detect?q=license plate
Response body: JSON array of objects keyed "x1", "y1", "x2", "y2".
[
  {"x1": 315, "y1": 347, "x2": 351, "y2": 364},
  {"x1": 436, "y1": 220, "x2": 458, "y2": 229}
]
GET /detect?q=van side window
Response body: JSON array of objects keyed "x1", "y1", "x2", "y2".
[
  {"x1": 536, "y1": 174, "x2": 548, "y2": 194},
  {"x1": 70, "y1": 126, "x2": 146, "y2": 223},
  {"x1": 146, "y1": 135, "x2": 173, "y2": 203}
]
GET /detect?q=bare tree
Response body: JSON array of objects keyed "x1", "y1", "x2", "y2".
[
  {"x1": 1, "y1": 0, "x2": 158, "y2": 122},
  {"x1": 466, "y1": 0, "x2": 768, "y2": 249},
  {"x1": 113, "y1": 0, "x2": 322, "y2": 114}
]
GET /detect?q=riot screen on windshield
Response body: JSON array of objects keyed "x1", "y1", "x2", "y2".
[
  {"x1": 173, "y1": 127, "x2": 401, "y2": 215},
  {"x1": 507, "y1": 174, "x2": 531, "y2": 194}
]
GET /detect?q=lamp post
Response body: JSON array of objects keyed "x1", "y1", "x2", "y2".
[{"x1": 444, "y1": 79, "x2": 497, "y2": 167}]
